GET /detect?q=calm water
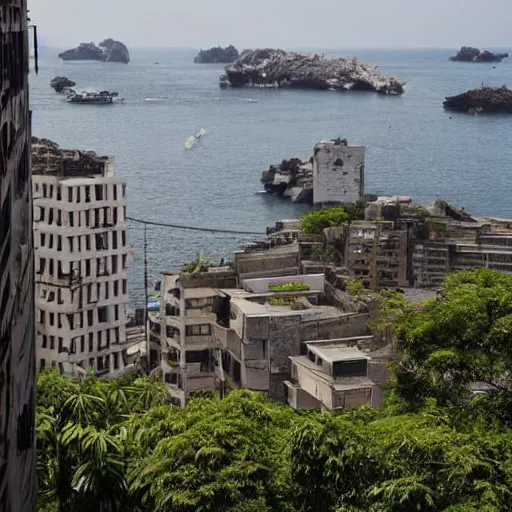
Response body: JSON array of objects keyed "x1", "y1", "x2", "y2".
[{"x1": 30, "y1": 47, "x2": 512, "y2": 305}]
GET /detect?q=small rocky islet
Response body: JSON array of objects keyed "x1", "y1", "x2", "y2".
[
  {"x1": 450, "y1": 46, "x2": 509, "y2": 63},
  {"x1": 444, "y1": 86, "x2": 512, "y2": 114},
  {"x1": 194, "y1": 45, "x2": 239, "y2": 64},
  {"x1": 218, "y1": 48, "x2": 405, "y2": 95},
  {"x1": 50, "y1": 76, "x2": 76, "y2": 92},
  {"x1": 58, "y1": 39, "x2": 130, "y2": 63}
]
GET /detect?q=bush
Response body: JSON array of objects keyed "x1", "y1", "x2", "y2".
[
  {"x1": 346, "y1": 278, "x2": 364, "y2": 296},
  {"x1": 268, "y1": 282, "x2": 310, "y2": 292},
  {"x1": 301, "y1": 204, "x2": 364, "y2": 234}
]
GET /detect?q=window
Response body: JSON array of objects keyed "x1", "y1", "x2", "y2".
[
  {"x1": 38, "y1": 258, "x2": 46, "y2": 274},
  {"x1": 67, "y1": 314, "x2": 75, "y2": 330},
  {"x1": 185, "y1": 350, "x2": 212, "y2": 372},
  {"x1": 106, "y1": 329, "x2": 111, "y2": 348},
  {"x1": 88, "y1": 333, "x2": 93, "y2": 352},
  {"x1": 122, "y1": 279, "x2": 127, "y2": 295},
  {"x1": 49, "y1": 312, "x2": 54, "y2": 326},
  {"x1": 121, "y1": 231, "x2": 126, "y2": 247},
  {"x1": 48, "y1": 234, "x2": 53, "y2": 249},
  {"x1": 58, "y1": 289, "x2": 63, "y2": 304},
  {"x1": 68, "y1": 212, "x2": 74, "y2": 227},
  {"x1": 111, "y1": 255, "x2": 118, "y2": 274},
  {"x1": 40, "y1": 233, "x2": 46, "y2": 247},
  {"x1": 112, "y1": 231, "x2": 118, "y2": 250},
  {"x1": 58, "y1": 314, "x2": 62, "y2": 328},
  {"x1": 113, "y1": 208, "x2": 118, "y2": 225},
  {"x1": 113, "y1": 280, "x2": 119, "y2": 296},
  {"x1": 87, "y1": 284, "x2": 92, "y2": 303},
  {"x1": 49, "y1": 185, "x2": 54, "y2": 198},
  {"x1": 58, "y1": 338, "x2": 64, "y2": 353},
  {"x1": 57, "y1": 235, "x2": 62, "y2": 251},
  {"x1": 39, "y1": 310, "x2": 45, "y2": 325},
  {"x1": 122, "y1": 254, "x2": 127, "y2": 269},
  {"x1": 49, "y1": 259, "x2": 54, "y2": 276},
  {"x1": 76, "y1": 187, "x2": 81, "y2": 203},
  {"x1": 85, "y1": 186, "x2": 91, "y2": 203},
  {"x1": 80, "y1": 336, "x2": 85, "y2": 353},
  {"x1": 43, "y1": 184, "x2": 47, "y2": 197},
  {"x1": 68, "y1": 187, "x2": 73, "y2": 202},
  {"x1": 85, "y1": 259, "x2": 91, "y2": 277},
  {"x1": 105, "y1": 282, "x2": 109, "y2": 300},
  {"x1": 95, "y1": 184, "x2": 104, "y2": 201},
  {"x1": 56, "y1": 209, "x2": 62, "y2": 226},
  {"x1": 98, "y1": 307, "x2": 108, "y2": 323},
  {"x1": 40, "y1": 359, "x2": 46, "y2": 371},
  {"x1": 50, "y1": 336, "x2": 55, "y2": 350},
  {"x1": 115, "y1": 327, "x2": 120, "y2": 342},
  {"x1": 68, "y1": 237, "x2": 73, "y2": 253},
  {"x1": 185, "y1": 325, "x2": 211, "y2": 336},
  {"x1": 38, "y1": 207, "x2": 45, "y2": 222},
  {"x1": 97, "y1": 331, "x2": 103, "y2": 351},
  {"x1": 114, "y1": 305, "x2": 119, "y2": 321},
  {"x1": 87, "y1": 310, "x2": 93, "y2": 327},
  {"x1": 42, "y1": 335, "x2": 47, "y2": 348},
  {"x1": 57, "y1": 186, "x2": 62, "y2": 200},
  {"x1": 113, "y1": 352, "x2": 119, "y2": 369},
  {"x1": 122, "y1": 184, "x2": 126, "y2": 197},
  {"x1": 86, "y1": 235, "x2": 91, "y2": 250},
  {"x1": 48, "y1": 208, "x2": 54, "y2": 225},
  {"x1": 113, "y1": 185, "x2": 117, "y2": 200}
]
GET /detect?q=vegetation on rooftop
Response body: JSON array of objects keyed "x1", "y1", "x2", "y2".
[
  {"x1": 36, "y1": 268, "x2": 512, "y2": 512},
  {"x1": 300, "y1": 203, "x2": 365, "y2": 234},
  {"x1": 181, "y1": 251, "x2": 217, "y2": 275},
  {"x1": 268, "y1": 282, "x2": 310, "y2": 292}
]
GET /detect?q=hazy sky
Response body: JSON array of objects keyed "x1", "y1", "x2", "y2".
[{"x1": 32, "y1": 0, "x2": 511, "y2": 49}]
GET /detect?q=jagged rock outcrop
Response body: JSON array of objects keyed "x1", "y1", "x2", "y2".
[
  {"x1": 443, "y1": 86, "x2": 512, "y2": 114},
  {"x1": 58, "y1": 39, "x2": 130, "y2": 63},
  {"x1": 219, "y1": 49, "x2": 404, "y2": 95},
  {"x1": 50, "y1": 76, "x2": 76, "y2": 92},
  {"x1": 194, "y1": 45, "x2": 239, "y2": 64},
  {"x1": 450, "y1": 46, "x2": 509, "y2": 63},
  {"x1": 261, "y1": 157, "x2": 314, "y2": 203}
]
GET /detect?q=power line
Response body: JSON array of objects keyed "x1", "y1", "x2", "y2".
[{"x1": 126, "y1": 216, "x2": 265, "y2": 236}]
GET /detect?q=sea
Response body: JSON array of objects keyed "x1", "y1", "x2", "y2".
[{"x1": 30, "y1": 47, "x2": 512, "y2": 306}]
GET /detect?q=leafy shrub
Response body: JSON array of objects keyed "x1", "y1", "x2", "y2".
[
  {"x1": 301, "y1": 203, "x2": 365, "y2": 235},
  {"x1": 346, "y1": 278, "x2": 364, "y2": 296},
  {"x1": 268, "y1": 282, "x2": 310, "y2": 292}
]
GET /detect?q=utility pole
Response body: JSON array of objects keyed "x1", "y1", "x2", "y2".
[{"x1": 144, "y1": 224, "x2": 149, "y2": 341}]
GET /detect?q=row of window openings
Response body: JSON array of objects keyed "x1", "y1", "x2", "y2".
[
  {"x1": 41, "y1": 327, "x2": 121, "y2": 353},
  {"x1": 41, "y1": 279, "x2": 126, "y2": 304},
  {"x1": 38, "y1": 304, "x2": 120, "y2": 329},
  {"x1": 36, "y1": 206, "x2": 125, "y2": 228},
  {"x1": 185, "y1": 324, "x2": 211, "y2": 336},
  {"x1": 40, "y1": 231, "x2": 126, "y2": 252},
  {"x1": 40, "y1": 351, "x2": 125, "y2": 373},
  {"x1": 36, "y1": 183, "x2": 126, "y2": 202},
  {"x1": 38, "y1": 254, "x2": 128, "y2": 277}
]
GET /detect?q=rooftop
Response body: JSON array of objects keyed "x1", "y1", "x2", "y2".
[{"x1": 306, "y1": 343, "x2": 370, "y2": 364}]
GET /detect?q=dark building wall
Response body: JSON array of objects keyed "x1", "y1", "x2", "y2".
[{"x1": 0, "y1": 1, "x2": 36, "y2": 511}]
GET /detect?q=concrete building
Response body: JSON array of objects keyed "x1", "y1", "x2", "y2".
[
  {"x1": 158, "y1": 262, "x2": 372, "y2": 406},
  {"x1": 313, "y1": 139, "x2": 365, "y2": 205},
  {"x1": 0, "y1": 0, "x2": 37, "y2": 509},
  {"x1": 31, "y1": 138, "x2": 141, "y2": 377},
  {"x1": 287, "y1": 339, "x2": 375, "y2": 410}
]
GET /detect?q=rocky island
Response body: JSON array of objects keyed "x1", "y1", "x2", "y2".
[
  {"x1": 443, "y1": 86, "x2": 512, "y2": 114},
  {"x1": 449, "y1": 46, "x2": 509, "y2": 63},
  {"x1": 194, "y1": 45, "x2": 239, "y2": 64},
  {"x1": 58, "y1": 39, "x2": 130, "y2": 63},
  {"x1": 50, "y1": 76, "x2": 76, "y2": 92},
  {"x1": 219, "y1": 48, "x2": 404, "y2": 95}
]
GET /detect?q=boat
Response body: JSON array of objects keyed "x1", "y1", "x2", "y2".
[
  {"x1": 66, "y1": 89, "x2": 124, "y2": 104},
  {"x1": 183, "y1": 128, "x2": 207, "y2": 149}
]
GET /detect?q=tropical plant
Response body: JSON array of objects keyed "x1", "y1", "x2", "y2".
[
  {"x1": 300, "y1": 204, "x2": 364, "y2": 235},
  {"x1": 181, "y1": 251, "x2": 216, "y2": 275}
]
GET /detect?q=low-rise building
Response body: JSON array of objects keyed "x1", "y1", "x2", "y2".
[{"x1": 287, "y1": 340, "x2": 375, "y2": 410}]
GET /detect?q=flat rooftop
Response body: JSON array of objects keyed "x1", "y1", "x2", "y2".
[{"x1": 307, "y1": 343, "x2": 369, "y2": 364}]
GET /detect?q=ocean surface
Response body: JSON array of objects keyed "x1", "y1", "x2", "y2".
[{"x1": 30, "y1": 47, "x2": 512, "y2": 305}]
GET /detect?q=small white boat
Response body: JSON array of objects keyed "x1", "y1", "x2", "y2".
[{"x1": 184, "y1": 128, "x2": 207, "y2": 150}]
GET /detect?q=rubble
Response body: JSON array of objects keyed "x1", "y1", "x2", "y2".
[{"x1": 219, "y1": 48, "x2": 405, "y2": 95}]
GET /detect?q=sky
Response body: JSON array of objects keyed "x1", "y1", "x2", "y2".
[{"x1": 31, "y1": 0, "x2": 511, "y2": 50}]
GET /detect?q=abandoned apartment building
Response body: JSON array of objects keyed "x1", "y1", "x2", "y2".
[
  {"x1": 151, "y1": 240, "x2": 390, "y2": 410},
  {"x1": 31, "y1": 137, "x2": 144, "y2": 377},
  {"x1": 346, "y1": 196, "x2": 512, "y2": 289}
]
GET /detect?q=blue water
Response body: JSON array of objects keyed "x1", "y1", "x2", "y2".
[{"x1": 30, "y1": 47, "x2": 512, "y2": 305}]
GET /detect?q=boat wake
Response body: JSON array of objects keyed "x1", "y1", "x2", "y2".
[{"x1": 144, "y1": 97, "x2": 169, "y2": 102}]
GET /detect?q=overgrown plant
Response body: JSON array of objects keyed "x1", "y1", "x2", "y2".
[{"x1": 300, "y1": 203, "x2": 364, "y2": 235}]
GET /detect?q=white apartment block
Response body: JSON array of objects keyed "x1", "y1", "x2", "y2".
[{"x1": 32, "y1": 137, "x2": 141, "y2": 377}]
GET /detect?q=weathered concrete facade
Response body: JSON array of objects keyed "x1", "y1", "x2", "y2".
[
  {"x1": 313, "y1": 139, "x2": 365, "y2": 205},
  {"x1": 0, "y1": 1, "x2": 36, "y2": 509},
  {"x1": 32, "y1": 138, "x2": 141, "y2": 377}
]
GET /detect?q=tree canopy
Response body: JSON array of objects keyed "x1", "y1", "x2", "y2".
[{"x1": 36, "y1": 269, "x2": 512, "y2": 512}]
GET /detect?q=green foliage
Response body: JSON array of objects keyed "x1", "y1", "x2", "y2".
[
  {"x1": 181, "y1": 251, "x2": 216, "y2": 275},
  {"x1": 346, "y1": 278, "x2": 364, "y2": 296},
  {"x1": 309, "y1": 245, "x2": 339, "y2": 262},
  {"x1": 300, "y1": 204, "x2": 364, "y2": 234},
  {"x1": 394, "y1": 269, "x2": 512, "y2": 421},
  {"x1": 268, "y1": 282, "x2": 310, "y2": 292}
]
